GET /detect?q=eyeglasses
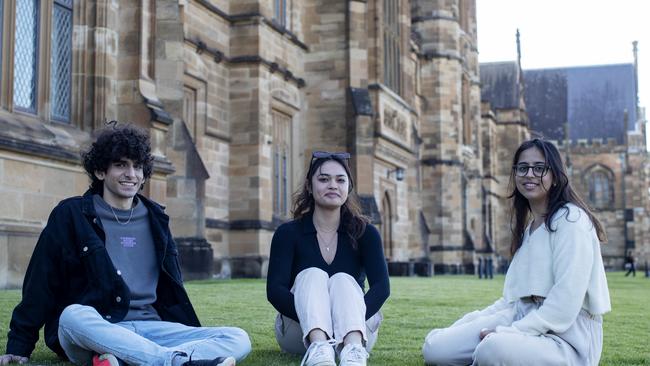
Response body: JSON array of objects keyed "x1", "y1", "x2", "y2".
[
  {"x1": 311, "y1": 151, "x2": 350, "y2": 160},
  {"x1": 513, "y1": 164, "x2": 549, "y2": 177}
]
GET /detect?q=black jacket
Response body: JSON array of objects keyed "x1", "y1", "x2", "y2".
[{"x1": 5, "y1": 190, "x2": 200, "y2": 358}]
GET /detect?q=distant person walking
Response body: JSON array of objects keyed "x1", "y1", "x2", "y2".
[
  {"x1": 487, "y1": 257, "x2": 494, "y2": 279},
  {"x1": 624, "y1": 251, "x2": 636, "y2": 277},
  {"x1": 422, "y1": 139, "x2": 611, "y2": 365}
]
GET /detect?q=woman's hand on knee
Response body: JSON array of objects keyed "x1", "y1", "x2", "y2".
[
  {"x1": 479, "y1": 328, "x2": 495, "y2": 340},
  {"x1": 0, "y1": 354, "x2": 29, "y2": 365}
]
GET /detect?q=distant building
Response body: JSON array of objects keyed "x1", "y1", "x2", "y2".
[
  {"x1": 0, "y1": 1, "x2": 644, "y2": 288},
  {"x1": 481, "y1": 53, "x2": 649, "y2": 269}
]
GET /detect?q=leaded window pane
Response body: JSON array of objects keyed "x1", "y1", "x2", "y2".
[
  {"x1": 56, "y1": 0, "x2": 72, "y2": 7},
  {"x1": 0, "y1": 0, "x2": 4, "y2": 83},
  {"x1": 282, "y1": 0, "x2": 286, "y2": 27},
  {"x1": 274, "y1": 0, "x2": 286, "y2": 27},
  {"x1": 50, "y1": 0, "x2": 73, "y2": 122},
  {"x1": 13, "y1": 0, "x2": 40, "y2": 112}
]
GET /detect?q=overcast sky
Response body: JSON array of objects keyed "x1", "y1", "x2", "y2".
[{"x1": 476, "y1": 0, "x2": 650, "y2": 121}]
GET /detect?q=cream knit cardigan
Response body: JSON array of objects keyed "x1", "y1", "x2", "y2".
[{"x1": 456, "y1": 203, "x2": 611, "y2": 336}]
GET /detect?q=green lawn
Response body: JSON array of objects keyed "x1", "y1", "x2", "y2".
[{"x1": 0, "y1": 273, "x2": 648, "y2": 365}]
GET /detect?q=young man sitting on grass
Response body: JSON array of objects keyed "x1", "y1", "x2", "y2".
[{"x1": 0, "y1": 123, "x2": 250, "y2": 366}]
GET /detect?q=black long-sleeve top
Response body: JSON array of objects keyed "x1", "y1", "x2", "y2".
[{"x1": 266, "y1": 213, "x2": 390, "y2": 322}]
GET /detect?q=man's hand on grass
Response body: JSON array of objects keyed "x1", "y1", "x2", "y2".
[{"x1": 0, "y1": 354, "x2": 29, "y2": 364}]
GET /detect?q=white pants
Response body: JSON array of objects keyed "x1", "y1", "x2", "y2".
[
  {"x1": 422, "y1": 298, "x2": 603, "y2": 366},
  {"x1": 274, "y1": 267, "x2": 383, "y2": 354}
]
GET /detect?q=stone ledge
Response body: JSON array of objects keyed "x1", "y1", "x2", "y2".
[
  {"x1": 176, "y1": 237, "x2": 213, "y2": 281},
  {"x1": 0, "y1": 219, "x2": 43, "y2": 234},
  {"x1": 185, "y1": 37, "x2": 306, "y2": 88},
  {"x1": 230, "y1": 254, "x2": 268, "y2": 278},
  {"x1": 205, "y1": 218, "x2": 280, "y2": 231},
  {"x1": 0, "y1": 114, "x2": 89, "y2": 165},
  {"x1": 193, "y1": 0, "x2": 308, "y2": 50}
]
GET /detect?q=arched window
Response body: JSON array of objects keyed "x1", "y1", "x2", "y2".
[
  {"x1": 588, "y1": 169, "x2": 613, "y2": 208},
  {"x1": 381, "y1": 192, "x2": 393, "y2": 259}
]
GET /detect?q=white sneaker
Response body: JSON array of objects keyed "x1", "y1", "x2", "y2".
[
  {"x1": 300, "y1": 339, "x2": 337, "y2": 366},
  {"x1": 339, "y1": 343, "x2": 368, "y2": 366}
]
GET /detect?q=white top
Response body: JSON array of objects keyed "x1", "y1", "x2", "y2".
[
  {"x1": 452, "y1": 204, "x2": 612, "y2": 336},
  {"x1": 493, "y1": 203, "x2": 612, "y2": 335}
]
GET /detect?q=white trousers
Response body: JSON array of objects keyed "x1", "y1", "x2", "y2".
[
  {"x1": 274, "y1": 267, "x2": 382, "y2": 354},
  {"x1": 422, "y1": 298, "x2": 603, "y2": 366}
]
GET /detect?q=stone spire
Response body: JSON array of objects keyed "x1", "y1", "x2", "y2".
[
  {"x1": 516, "y1": 29, "x2": 522, "y2": 70},
  {"x1": 633, "y1": 41, "x2": 640, "y2": 118},
  {"x1": 516, "y1": 29, "x2": 526, "y2": 111}
]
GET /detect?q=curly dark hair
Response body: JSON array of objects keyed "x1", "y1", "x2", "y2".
[
  {"x1": 508, "y1": 138, "x2": 606, "y2": 255},
  {"x1": 81, "y1": 123, "x2": 154, "y2": 193},
  {"x1": 292, "y1": 154, "x2": 369, "y2": 249}
]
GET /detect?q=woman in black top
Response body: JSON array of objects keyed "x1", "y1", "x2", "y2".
[{"x1": 266, "y1": 151, "x2": 390, "y2": 366}]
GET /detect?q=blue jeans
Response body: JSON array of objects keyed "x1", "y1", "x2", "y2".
[{"x1": 58, "y1": 304, "x2": 251, "y2": 366}]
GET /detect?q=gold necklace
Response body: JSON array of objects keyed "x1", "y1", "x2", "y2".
[
  {"x1": 314, "y1": 220, "x2": 338, "y2": 233},
  {"x1": 109, "y1": 205, "x2": 134, "y2": 225},
  {"x1": 317, "y1": 231, "x2": 338, "y2": 251},
  {"x1": 314, "y1": 220, "x2": 339, "y2": 252}
]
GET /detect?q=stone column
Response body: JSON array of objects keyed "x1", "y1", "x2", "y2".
[
  {"x1": 412, "y1": 0, "x2": 465, "y2": 273},
  {"x1": 303, "y1": 0, "x2": 350, "y2": 153},
  {"x1": 347, "y1": 0, "x2": 378, "y2": 220}
]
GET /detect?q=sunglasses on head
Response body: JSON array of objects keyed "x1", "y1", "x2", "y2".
[
  {"x1": 311, "y1": 151, "x2": 351, "y2": 160},
  {"x1": 307, "y1": 151, "x2": 351, "y2": 179}
]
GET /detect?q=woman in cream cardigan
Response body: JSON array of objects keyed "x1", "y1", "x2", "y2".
[{"x1": 422, "y1": 138, "x2": 611, "y2": 366}]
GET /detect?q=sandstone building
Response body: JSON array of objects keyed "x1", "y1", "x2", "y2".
[
  {"x1": 524, "y1": 60, "x2": 650, "y2": 270},
  {"x1": 481, "y1": 55, "x2": 649, "y2": 270},
  {"x1": 0, "y1": 0, "x2": 646, "y2": 288}
]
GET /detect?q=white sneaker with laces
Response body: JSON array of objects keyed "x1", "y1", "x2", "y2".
[
  {"x1": 300, "y1": 339, "x2": 337, "y2": 366},
  {"x1": 339, "y1": 343, "x2": 368, "y2": 366}
]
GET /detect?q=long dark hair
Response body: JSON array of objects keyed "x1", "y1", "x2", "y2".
[
  {"x1": 508, "y1": 139, "x2": 606, "y2": 255},
  {"x1": 292, "y1": 155, "x2": 369, "y2": 249}
]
